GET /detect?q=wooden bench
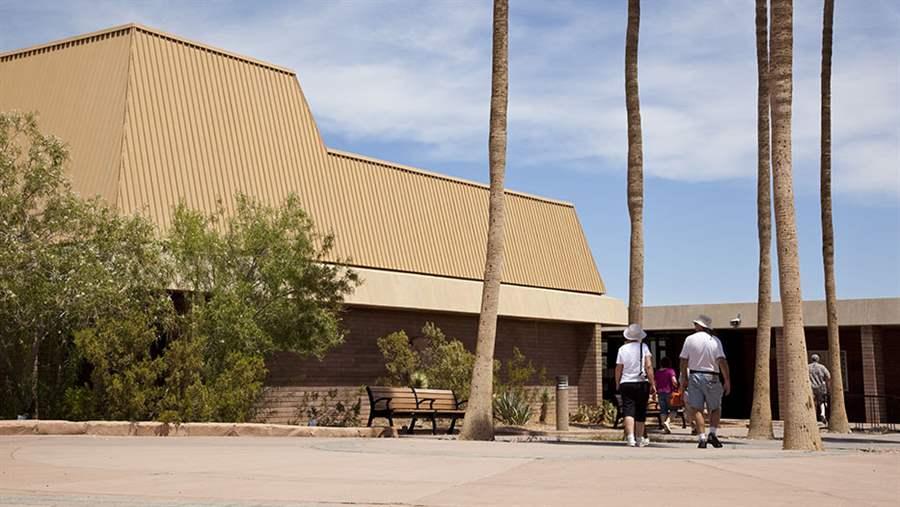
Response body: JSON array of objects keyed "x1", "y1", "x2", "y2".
[
  {"x1": 365, "y1": 386, "x2": 466, "y2": 434},
  {"x1": 413, "y1": 388, "x2": 467, "y2": 434}
]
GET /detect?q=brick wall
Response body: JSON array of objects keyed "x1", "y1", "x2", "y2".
[
  {"x1": 266, "y1": 306, "x2": 594, "y2": 394},
  {"x1": 881, "y1": 327, "x2": 900, "y2": 399},
  {"x1": 259, "y1": 385, "x2": 579, "y2": 427}
]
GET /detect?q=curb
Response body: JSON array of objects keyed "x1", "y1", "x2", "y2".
[{"x1": 0, "y1": 420, "x2": 398, "y2": 438}]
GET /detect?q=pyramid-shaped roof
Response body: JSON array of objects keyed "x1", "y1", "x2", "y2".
[{"x1": 0, "y1": 24, "x2": 605, "y2": 295}]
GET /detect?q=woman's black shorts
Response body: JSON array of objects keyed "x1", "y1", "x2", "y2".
[{"x1": 619, "y1": 382, "x2": 651, "y2": 422}]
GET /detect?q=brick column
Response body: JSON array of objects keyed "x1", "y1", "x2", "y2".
[
  {"x1": 774, "y1": 327, "x2": 785, "y2": 420},
  {"x1": 860, "y1": 326, "x2": 885, "y2": 423},
  {"x1": 578, "y1": 324, "x2": 603, "y2": 406}
]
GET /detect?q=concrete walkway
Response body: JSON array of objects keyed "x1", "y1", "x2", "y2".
[{"x1": 1, "y1": 434, "x2": 898, "y2": 506}]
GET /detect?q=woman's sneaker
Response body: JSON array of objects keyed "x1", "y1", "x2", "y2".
[
  {"x1": 639, "y1": 437, "x2": 650, "y2": 447},
  {"x1": 663, "y1": 421, "x2": 672, "y2": 434},
  {"x1": 708, "y1": 433, "x2": 723, "y2": 448}
]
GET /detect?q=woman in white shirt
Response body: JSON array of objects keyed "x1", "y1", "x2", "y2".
[{"x1": 615, "y1": 324, "x2": 657, "y2": 447}]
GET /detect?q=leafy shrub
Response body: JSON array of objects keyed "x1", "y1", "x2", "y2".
[
  {"x1": 292, "y1": 388, "x2": 363, "y2": 427},
  {"x1": 376, "y1": 331, "x2": 419, "y2": 386},
  {"x1": 571, "y1": 400, "x2": 617, "y2": 426},
  {"x1": 376, "y1": 323, "x2": 476, "y2": 399},
  {"x1": 493, "y1": 390, "x2": 532, "y2": 425},
  {"x1": 420, "y1": 323, "x2": 476, "y2": 400}
]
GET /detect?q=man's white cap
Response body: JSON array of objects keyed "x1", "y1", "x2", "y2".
[
  {"x1": 623, "y1": 323, "x2": 647, "y2": 341},
  {"x1": 692, "y1": 315, "x2": 713, "y2": 330}
]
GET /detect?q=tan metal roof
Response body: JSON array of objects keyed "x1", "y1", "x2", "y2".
[{"x1": 0, "y1": 24, "x2": 605, "y2": 294}]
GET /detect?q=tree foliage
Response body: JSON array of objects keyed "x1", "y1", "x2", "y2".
[
  {"x1": 0, "y1": 111, "x2": 358, "y2": 422},
  {"x1": 377, "y1": 323, "x2": 479, "y2": 399}
]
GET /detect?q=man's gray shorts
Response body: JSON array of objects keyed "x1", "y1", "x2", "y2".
[{"x1": 687, "y1": 372, "x2": 723, "y2": 411}]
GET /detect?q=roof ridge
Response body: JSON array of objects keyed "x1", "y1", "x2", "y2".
[
  {"x1": 0, "y1": 24, "x2": 134, "y2": 61},
  {"x1": 0, "y1": 23, "x2": 295, "y2": 75},
  {"x1": 326, "y1": 148, "x2": 575, "y2": 208}
]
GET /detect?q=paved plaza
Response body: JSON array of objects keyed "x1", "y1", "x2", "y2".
[{"x1": 1, "y1": 433, "x2": 898, "y2": 506}]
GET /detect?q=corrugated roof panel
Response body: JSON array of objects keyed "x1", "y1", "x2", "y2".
[
  {"x1": 0, "y1": 29, "x2": 131, "y2": 205},
  {"x1": 0, "y1": 25, "x2": 605, "y2": 295}
]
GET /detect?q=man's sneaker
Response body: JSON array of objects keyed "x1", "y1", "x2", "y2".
[
  {"x1": 663, "y1": 421, "x2": 673, "y2": 434},
  {"x1": 708, "y1": 433, "x2": 723, "y2": 448},
  {"x1": 627, "y1": 439, "x2": 636, "y2": 447},
  {"x1": 698, "y1": 439, "x2": 708, "y2": 449},
  {"x1": 639, "y1": 437, "x2": 650, "y2": 447}
]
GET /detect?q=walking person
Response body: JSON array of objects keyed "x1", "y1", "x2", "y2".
[
  {"x1": 655, "y1": 356, "x2": 678, "y2": 433},
  {"x1": 677, "y1": 315, "x2": 731, "y2": 448},
  {"x1": 808, "y1": 354, "x2": 831, "y2": 425},
  {"x1": 616, "y1": 324, "x2": 657, "y2": 447}
]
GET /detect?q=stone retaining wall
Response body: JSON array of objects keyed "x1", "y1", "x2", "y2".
[{"x1": 0, "y1": 420, "x2": 397, "y2": 438}]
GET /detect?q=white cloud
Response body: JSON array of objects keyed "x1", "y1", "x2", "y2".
[{"x1": 4, "y1": 0, "x2": 897, "y2": 199}]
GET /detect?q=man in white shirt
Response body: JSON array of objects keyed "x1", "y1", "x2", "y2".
[
  {"x1": 678, "y1": 315, "x2": 731, "y2": 448},
  {"x1": 808, "y1": 354, "x2": 831, "y2": 424}
]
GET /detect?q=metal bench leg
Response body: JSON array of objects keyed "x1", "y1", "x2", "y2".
[
  {"x1": 367, "y1": 413, "x2": 374, "y2": 427},
  {"x1": 430, "y1": 416, "x2": 438, "y2": 435},
  {"x1": 407, "y1": 415, "x2": 417, "y2": 434},
  {"x1": 448, "y1": 417, "x2": 458, "y2": 434},
  {"x1": 387, "y1": 415, "x2": 394, "y2": 428}
]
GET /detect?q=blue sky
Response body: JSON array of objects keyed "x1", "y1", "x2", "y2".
[{"x1": 2, "y1": 0, "x2": 898, "y2": 305}]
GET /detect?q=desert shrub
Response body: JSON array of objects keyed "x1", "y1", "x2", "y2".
[
  {"x1": 493, "y1": 389, "x2": 532, "y2": 425},
  {"x1": 292, "y1": 388, "x2": 363, "y2": 427},
  {"x1": 571, "y1": 400, "x2": 617, "y2": 426},
  {"x1": 420, "y1": 323, "x2": 476, "y2": 400},
  {"x1": 376, "y1": 323, "x2": 477, "y2": 399},
  {"x1": 376, "y1": 331, "x2": 419, "y2": 386}
]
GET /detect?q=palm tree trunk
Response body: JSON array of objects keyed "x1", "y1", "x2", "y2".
[
  {"x1": 625, "y1": 0, "x2": 644, "y2": 326},
  {"x1": 459, "y1": 0, "x2": 509, "y2": 441},
  {"x1": 820, "y1": 0, "x2": 850, "y2": 434},
  {"x1": 769, "y1": 0, "x2": 824, "y2": 451},
  {"x1": 748, "y1": 0, "x2": 775, "y2": 440}
]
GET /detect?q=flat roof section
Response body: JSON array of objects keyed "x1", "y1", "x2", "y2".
[{"x1": 624, "y1": 298, "x2": 900, "y2": 331}]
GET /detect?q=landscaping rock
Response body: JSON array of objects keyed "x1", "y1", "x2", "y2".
[
  {"x1": 36, "y1": 421, "x2": 87, "y2": 435},
  {"x1": 85, "y1": 421, "x2": 132, "y2": 436},
  {"x1": 0, "y1": 421, "x2": 37, "y2": 435}
]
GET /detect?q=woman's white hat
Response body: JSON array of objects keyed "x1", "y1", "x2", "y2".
[
  {"x1": 692, "y1": 315, "x2": 713, "y2": 330},
  {"x1": 623, "y1": 323, "x2": 647, "y2": 341}
]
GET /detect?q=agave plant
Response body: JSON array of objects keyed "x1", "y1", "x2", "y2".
[{"x1": 493, "y1": 390, "x2": 532, "y2": 426}]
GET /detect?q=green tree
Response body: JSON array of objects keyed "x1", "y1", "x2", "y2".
[
  {"x1": 168, "y1": 195, "x2": 358, "y2": 361},
  {"x1": 0, "y1": 112, "x2": 170, "y2": 419}
]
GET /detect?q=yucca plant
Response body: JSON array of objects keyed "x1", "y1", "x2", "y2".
[{"x1": 493, "y1": 390, "x2": 532, "y2": 426}]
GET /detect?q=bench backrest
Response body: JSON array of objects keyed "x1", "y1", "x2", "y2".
[
  {"x1": 413, "y1": 388, "x2": 459, "y2": 411},
  {"x1": 366, "y1": 386, "x2": 419, "y2": 411}
]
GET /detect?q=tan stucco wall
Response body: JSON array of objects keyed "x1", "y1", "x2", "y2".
[{"x1": 344, "y1": 267, "x2": 627, "y2": 325}]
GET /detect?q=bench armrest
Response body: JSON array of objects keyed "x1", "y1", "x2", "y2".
[
  {"x1": 417, "y1": 397, "x2": 436, "y2": 409},
  {"x1": 371, "y1": 396, "x2": 393, "y2": 411},
  {"x1": 456, "y1": 399, "x2": 468, "y2": 409}
]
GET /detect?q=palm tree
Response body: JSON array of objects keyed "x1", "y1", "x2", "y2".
[
  {"x1": 748, "y1": 0, "x2": 775, "y2": 440},
  {"x1": 625, "y1": 0, "x2": 644, "y2": 326},
  {"x1": 820, "y1": 0, "x2": 850, "y2": 434},
  {"x1": 769, "y1": 0, "x2": 824, "y2": 451},
  {"x1": 459, "y1": 0, "x2": 509, "y2": 441}
]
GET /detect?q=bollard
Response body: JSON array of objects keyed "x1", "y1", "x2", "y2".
[{"x1": 556, "y1": 375, "x2": 569, "y2": 431}]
